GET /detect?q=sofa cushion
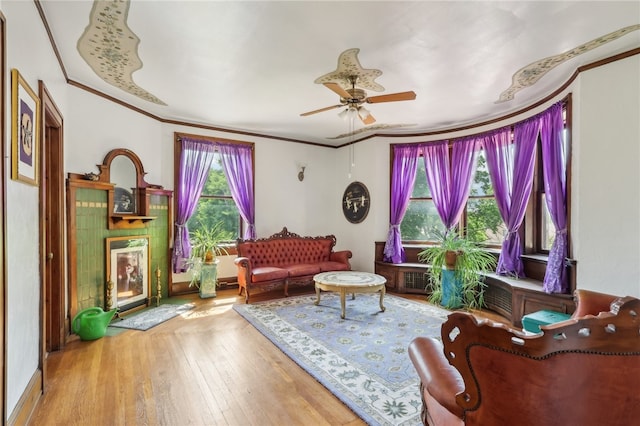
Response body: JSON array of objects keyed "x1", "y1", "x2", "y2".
[
  {"x1": 283, "y1": 263, "x2": 321, "y2": 277},
  {"x1": 318, "y1": 261, "x2": 350, "y2": 272},
  {"x1": 251, "y1": 267, "x2": 289, "y2": 283}
]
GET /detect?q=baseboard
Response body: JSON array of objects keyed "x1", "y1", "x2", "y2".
[{"x1": 7, "y1": 368, "x2": 42, "y2": 426}]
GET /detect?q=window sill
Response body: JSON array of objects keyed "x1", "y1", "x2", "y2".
[{"x1": 521, "y1": 253, "x2": 549, "y2": 263}]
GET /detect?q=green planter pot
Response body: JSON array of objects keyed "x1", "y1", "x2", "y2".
[{"x1": 441, "y1": 269, "x2": 462, "y2": 309}]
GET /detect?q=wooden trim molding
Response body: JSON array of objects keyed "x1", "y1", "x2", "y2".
[
  {"x1": 7, "y1": 369, "x2": 41, "y2": 426},
  {"x1": 32, "y1": 1, "x2": 640, "y2": 148},
  {"x1": 0, "y1": 11, "x2": 6, "y2": 424}
]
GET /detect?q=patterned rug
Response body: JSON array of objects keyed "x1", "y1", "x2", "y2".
[
  {"x1": 109, "y1": 303, "x2": 195, "y2": 331},
  {"x1": 233, "y1": 293, "x2": 450, "y2": 425}
]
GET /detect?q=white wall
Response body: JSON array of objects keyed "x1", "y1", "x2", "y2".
[
  {"x1": 65, "y1": 87, "x2": 164, "y2": 184},
  {"x1": 164, "y1": 124, "x2": 339, "y2": 281},
  {"x1": 330, "y1": 139, "x2": 392, "y2": 272},
  {"x1": 573, "y1": 55, "x2": 640, "y2": 296},
  {"x1": 3, "y1": 0, "x2": 69, "y2": 417}
]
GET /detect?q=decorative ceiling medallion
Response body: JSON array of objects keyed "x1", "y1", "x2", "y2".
[
  {"x1": 327, "y1": 123, "x2": 416, "y2": 140},
  {"x1": 77, "y1": 0, "x2": 166, "y2": 105},
  {"x1": 497, "y1": 25, "x2": 640, "y2": 103},
  {"x1": 314, "y1": 48, "x2": 385, "y2": 92}
]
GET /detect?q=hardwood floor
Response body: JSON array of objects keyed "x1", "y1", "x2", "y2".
[{"x1": 27, "y1": 287, "x2": 509, "y2": 426}]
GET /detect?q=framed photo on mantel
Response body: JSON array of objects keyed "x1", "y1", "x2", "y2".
[{"x1": 106, "y1": 235, "x2": 150, "y2": 312}]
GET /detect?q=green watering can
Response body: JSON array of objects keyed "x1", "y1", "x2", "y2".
[{"x1": 72, "y1": 307, "x2": 118, "y2": 341}]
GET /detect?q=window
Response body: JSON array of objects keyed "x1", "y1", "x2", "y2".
[
  {"x1": 174, "y1": 134, "x2": 255, "y2": 253},
  {"x1": 533, "y1": 108, "x2": 569, "y2": 253},
  {"x1": 400, "y1": 150, "x2": 506, "y2": 246},
  {"x1": 187, "y1": 155, "x2": 241, "y2": 241},
  {"x1": 400, "y1": 158, "x2": 446, "y2": 241},
  {"x1": 397, "y1": 100, "x2": 569, "y2": 254},
  {"x1": 463, "y1": 151, "x2": 507, "y2": 246}
]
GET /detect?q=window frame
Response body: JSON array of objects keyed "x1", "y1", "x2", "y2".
[
  {"x1": 525, "y1": 96, "x2": 572, "y2": 256},
  {"x1": 173, "y1": 132, "x2": 255, "y2": 252}
]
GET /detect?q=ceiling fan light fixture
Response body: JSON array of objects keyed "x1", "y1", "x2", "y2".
[
  {"x1": 339, "y1": 107, "x2": 359, "y2": 121},
  {"x1": 358, "y1": 106, "x2": 371, "y2": 119}
]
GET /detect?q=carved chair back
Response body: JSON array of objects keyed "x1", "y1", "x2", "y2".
[{"x1": 441, "y1": 296, "x2": 640, "y2": 425}]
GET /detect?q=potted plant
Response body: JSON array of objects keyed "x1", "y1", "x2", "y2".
[
  {"x1": 418, "y1": 230, "x2": 496, "y2": 310},
  {"x1": 187, "y1": 221, "x2": 232, "y2": 298}
]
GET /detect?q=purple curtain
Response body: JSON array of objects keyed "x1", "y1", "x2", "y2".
[
  {"x1": 217, "y1": 143, "x2": 256, "y2": 240},
  {"x1": 540, "y1": 103, "x2": 567, "y2": 293},
  {"x1": 172, "y1": 139, "x2": 217, "y2": 272},
  {"x1": 484, "y1": 121, "x2": 538, "y2": 277},
  {"x1": 383, "y1": 144, "x2": 421, "y2": 263},
  {"x1": 423, "y1": 138, "x2": 479, "y2": 230}
]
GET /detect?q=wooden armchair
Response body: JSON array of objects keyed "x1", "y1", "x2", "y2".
[{"x1": 408, "y1": 290, "x2": 640, "y2": 425}]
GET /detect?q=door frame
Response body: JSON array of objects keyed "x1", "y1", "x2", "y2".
[
  {"x1": 38, "y1": 81, "x2": 65, "y2": 382},
  {"x1": 0, "y1": 11, "x2": 7, "y2": 423}
]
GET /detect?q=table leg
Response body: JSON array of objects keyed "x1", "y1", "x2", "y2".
[
  {"x1": 340, "y1": 288, "x2": 347, "y2": 319},
  {"x1": 379, "y1": 285, "x2": 386, "y2": 313},
  {"x1": 314, "y1": 284, "x2": 320, "y2": 306}
]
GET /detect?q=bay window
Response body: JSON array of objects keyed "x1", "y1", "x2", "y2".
[{"x1": 393, "y1": 99, "x2": 570, "y2": 288}]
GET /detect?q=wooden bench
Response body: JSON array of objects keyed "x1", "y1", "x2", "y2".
[{"x1": 374, "y1": 242, "x2": 576, "y2": 326}]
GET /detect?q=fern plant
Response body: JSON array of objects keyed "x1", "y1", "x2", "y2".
[{"x1": 418, "y1": 230, "x2": 496, "y2": 310}]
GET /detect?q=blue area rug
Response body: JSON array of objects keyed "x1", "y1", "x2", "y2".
[
  {"x1": 233, "y1": 293, "x2": 449, "y2": 425},
  {"x1": 109, "y1": 303, "x2": 195, "y2": 331}
]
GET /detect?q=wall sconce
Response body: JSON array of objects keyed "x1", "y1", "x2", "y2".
[{"x1": 298, "y1": 165, "x2": 306, "y2": 181}]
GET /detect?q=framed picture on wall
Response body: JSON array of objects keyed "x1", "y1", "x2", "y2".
[
  {"x1": 106, "y1": 235, "x2": 150, "y2": 311},
  {"x1": 11, "y1": 68, "x2": 40, "y2": 186}
]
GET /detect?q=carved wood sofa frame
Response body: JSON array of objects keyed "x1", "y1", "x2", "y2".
[{"x1": 234, "y1": 227, "x2": 352, "y2": 303}]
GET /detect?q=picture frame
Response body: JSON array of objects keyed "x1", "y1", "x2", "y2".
[
  {"x1": 114, "y1": 186, "x2": 136, "y2": 213},
  {"x1": 342, "y1": 181, "x2": 370, "y2": 224},
  {"x1": 11, "y1": 68, "x2": 40, "y2": 186},
  {"x1": 106, "y1": 235, "x2": 150, "y2": 311}
]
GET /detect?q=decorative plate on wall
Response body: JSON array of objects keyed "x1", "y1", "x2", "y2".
[{"x1": 342, "y1": 181, "x2": 370, "y2": 223}]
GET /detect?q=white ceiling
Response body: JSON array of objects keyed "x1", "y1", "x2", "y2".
[{"x1": 38, "y1": 1, "x2": 640, "y2": 147}]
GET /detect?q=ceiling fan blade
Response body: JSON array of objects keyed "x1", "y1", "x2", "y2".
[
  {"x1": 324, "y1": 82, "x2": 353, "y2": 99},
  {"x1": 300, "y1": 104, "x2": 343, "y2": 117},
  {"x1": 359, "y1": 111, "x2": 376, "y2": 125},
  {"x1": 366, "y1": 91, "x2": 417, "y2": 103}
]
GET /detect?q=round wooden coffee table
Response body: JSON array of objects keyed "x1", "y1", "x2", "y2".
[{"x1": 313, "y1": 271, "x2": 386, "y2": 319}]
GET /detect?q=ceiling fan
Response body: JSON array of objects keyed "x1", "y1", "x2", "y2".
[
  {"x1": 301, "y1": 76, "x2": 416, "y2": 125},
  {"x1": 300, "y1": 48, "x2": 417, "y2": 125}
]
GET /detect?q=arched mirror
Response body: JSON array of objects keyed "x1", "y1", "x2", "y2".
[
  {"x1": 111, "y1": 155, "x2": 138, "y2": 214},
  {"x1": 96, "y1": 148, "x2": 150, "y2": 219}
]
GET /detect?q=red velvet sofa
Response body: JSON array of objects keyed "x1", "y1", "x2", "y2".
[
  {"x1": 408, "y1": 289, "x2": 640, "y2": 425},
  {"x1": 234, "y1": 227, "x2": 352, "y2": 303}
]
